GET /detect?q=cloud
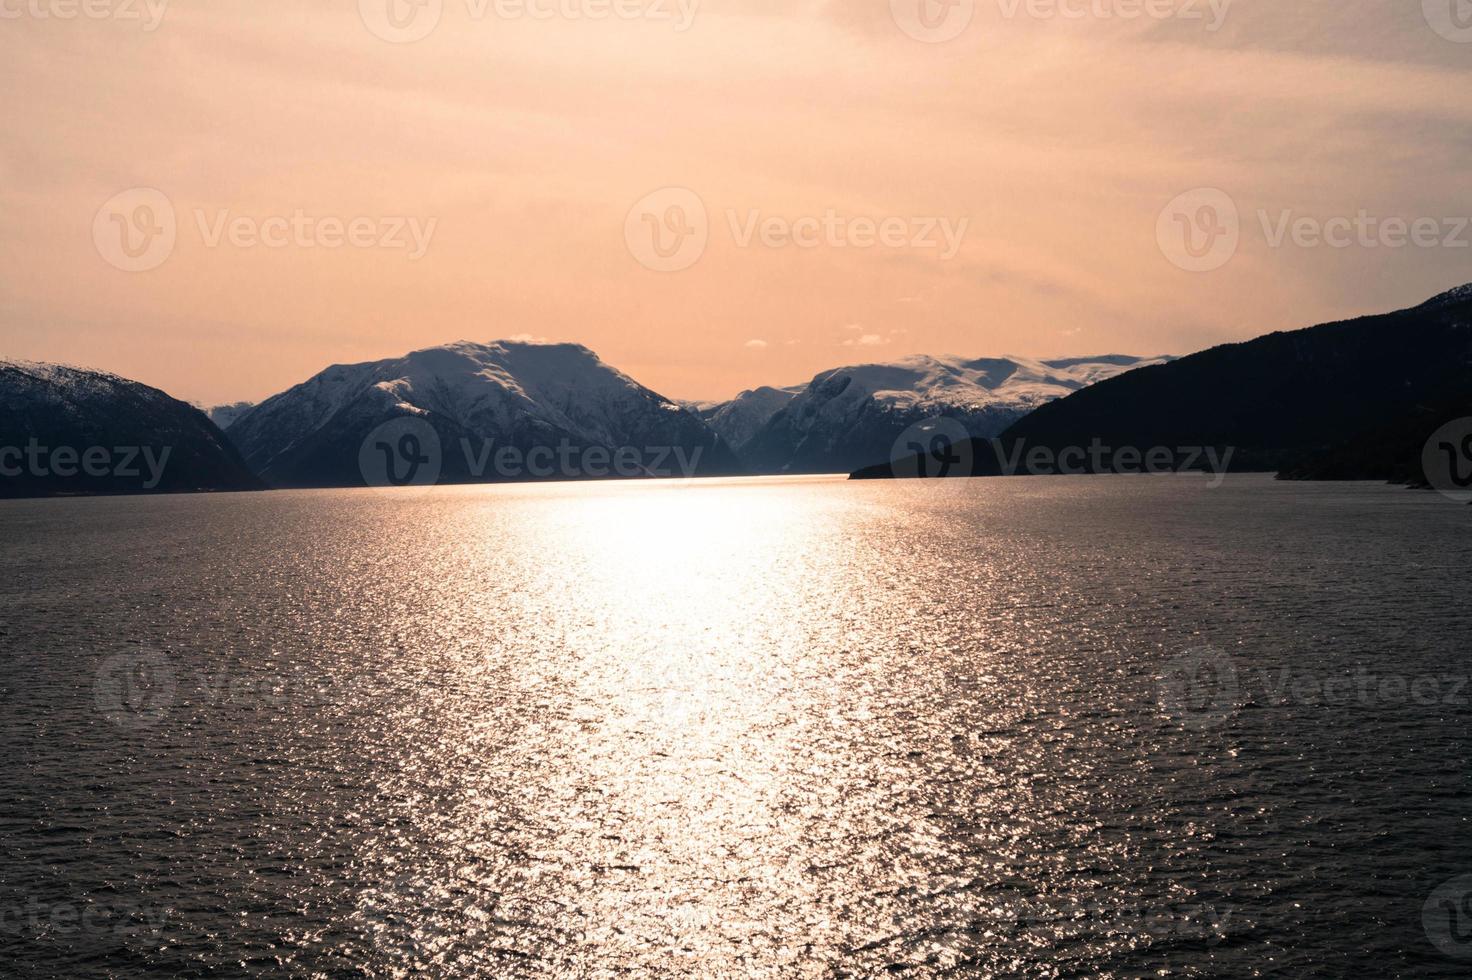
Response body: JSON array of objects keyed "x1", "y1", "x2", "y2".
[
  {"x1": 745, "y1": 339, "x2": 769, "y2": 349},
  {"x1": 842, "y1": 333, "x2": 887, "y2": 348}
]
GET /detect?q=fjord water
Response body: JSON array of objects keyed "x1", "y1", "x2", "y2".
[{"x1": 1, "y1": 475, "x2": 1468, "y2": 977}]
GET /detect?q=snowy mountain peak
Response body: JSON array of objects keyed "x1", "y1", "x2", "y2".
[
  {"x1": 802, "y1": 353, "x2": 1173, "y2": 413},
  {"x1": 0, "y1": 360, "x2": 260, "y2": 497},
  {"x1": 740, "y1": 352, "x2": 1173, "y2": 474},
  {"x1": 1420, "y1": 282, "x2": 1472, "y2": 309},
  {"x1": 225, "y1": 340, "x2": 738, "y2": 487}
]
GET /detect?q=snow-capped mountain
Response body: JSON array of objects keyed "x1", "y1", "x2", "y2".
[
  {"x1": 0, "y1": 360, "x2": 262, "y2": 498},
  {"x1": 1419, "y1": 282, "x2": 1472, "y2": 310},
  {"x1": 690, "y1": 385, "x2": 804, "y2": 456},
  {"x1": 740, "y1": 354, "x2": 1174, "y2": 474},
  {"x1": 226, "y1": 341, "x2": 743, "y2": 487},
  {"x1": 206, "y1": 401, "x2": 256, "y2": 430}
]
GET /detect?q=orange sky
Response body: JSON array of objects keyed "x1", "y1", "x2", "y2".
[{"x1": 1, "y1": 0, "x2": 1470, "y2": 405}]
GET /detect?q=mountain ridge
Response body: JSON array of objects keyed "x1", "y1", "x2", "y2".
[
  {"x1": 226, "y1": 340, "x2": 743, "y2": 487},
  {"x1": 0, "y1": 359, "x2": 263, "y2": 498},
  {"x1": 855, "y1": 284, "x2": 1472, "y2": 482},
  {"x1": 741, "y1": 352, "x2": 1174, "y2": 475}
]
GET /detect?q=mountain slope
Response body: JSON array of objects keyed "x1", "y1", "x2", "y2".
[
  {"x1": 0, "y1": 360, "x2": 263, "y2": 498},
  {"x1": 742, "y1": 354, "x2": 1172, "y2": 475},
  {"x1": 227, "y1": 341, "x2": 742, "y2": 487},
  {"x1": 857, "y1": 285, "x2": 1472, "y2": 480},
  {"x1": 691, "y1": 385, "x2": 803, "y2": 456}
]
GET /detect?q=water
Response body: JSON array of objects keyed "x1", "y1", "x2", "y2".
[{"x1": 1, "y1": 474, "x2": 1469, "y2": 977}]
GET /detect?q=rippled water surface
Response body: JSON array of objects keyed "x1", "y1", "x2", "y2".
[{"x1": 2, "y1": 475, "x2": 1470, "y2": 977}]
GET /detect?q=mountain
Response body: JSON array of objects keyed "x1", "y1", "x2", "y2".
[
  {"x1": 226, "y1": 341, "x2": 743, "y2": 488},
  {"x1": 0, "y1": 360, "x2": 263, "y2": 498},
  {"x1": 739, "y1": 354, "x2": 1173, "y2": 475},
  {"x1": 858, "y1": 285, "x2": 1472, "y2": 481},
  {"x1": 1277, "y1": 393, "x2": 1472, "y2": 486},
  {"x1": 207, "y1": 401, "x2": 256, "y2": 430},
  {"x1": 690, "y1": 385, "x2": 803, "y2": 457}
]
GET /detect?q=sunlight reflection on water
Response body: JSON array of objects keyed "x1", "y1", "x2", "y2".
[{"x1": 1, "y1": 475, "x2": 1469, "y2": 976}]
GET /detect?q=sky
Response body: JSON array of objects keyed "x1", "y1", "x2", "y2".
[{"x1": 1, "y1": 0, "x2": 1470, "y2": 405}]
